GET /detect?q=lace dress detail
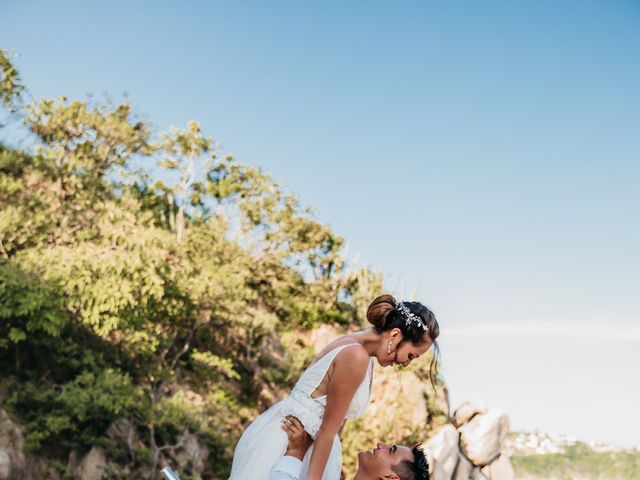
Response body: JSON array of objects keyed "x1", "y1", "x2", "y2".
[{"x1": 228, "y1": 343, "x2": 374, "y2": 480}]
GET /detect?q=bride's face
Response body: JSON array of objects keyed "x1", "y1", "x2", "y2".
[{"x1": 378, "y1": 329, "x2": 432, "y2": 368}]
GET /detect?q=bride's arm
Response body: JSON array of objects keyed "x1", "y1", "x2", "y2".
[{"x1": 305, "y1": 347, "x2": 369, "y2": 480}]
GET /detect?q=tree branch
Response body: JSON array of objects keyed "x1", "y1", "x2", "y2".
[
  {"x1": 168, "y1": 318, "x2": 199, "y2": 373},
  {"x1": 0, "y1": 239, "x2": 9, "y2": 259}
]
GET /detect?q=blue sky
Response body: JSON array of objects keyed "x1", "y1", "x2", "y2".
[{"x1": 4, "y1": 0, "x2": 639, "y2": 447}]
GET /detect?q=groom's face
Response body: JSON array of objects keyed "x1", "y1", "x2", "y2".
[{"x1": 357, "y1": 443, "x2": 414, "y2": 479}]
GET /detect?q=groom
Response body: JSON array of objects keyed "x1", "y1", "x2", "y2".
[{"x1": 272, "y1": 416, "x2": 430, "y2": 480}]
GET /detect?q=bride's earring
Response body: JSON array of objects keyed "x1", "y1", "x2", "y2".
[{"x1": 387, "y1": 341, "x2": 392, "y2": 354}]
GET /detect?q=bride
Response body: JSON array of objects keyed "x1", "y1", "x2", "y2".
[{"x1": 228, "y1": 294, "x2": 440, "y2": 480}]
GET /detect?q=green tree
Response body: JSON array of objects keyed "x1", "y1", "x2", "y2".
[
  {"x1": 0, "y1": 49, "x2": 412, "y2": 479},
  {"x1": 0, "y1": 49, "x2": 24, "y2": 111}
]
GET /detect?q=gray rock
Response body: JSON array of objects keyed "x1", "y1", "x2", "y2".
[
  {"x1": 486, "y1": 454, "x2": 515, "y2": 480},
  {"x1": 106, "y1": 418, "x2": 137, "y2": 447},
  {"x1": 459, "y1": 409, "x2": 509, "y2": 466},
  {"x1": 422, "y1": 424, "x2": 460, "y2": 480},
  {"x1": 453, "y1": 401, "x2": 487, "y2": 428},
  {"x1": 175, "y1": 432, "x2": 209, "y2": 476},
  {"x1": 0, "y1": 410, "x2": 60, "y2": 480},
  {"x1": 0, "y1": 410, "x2": 25, "y2": 478},
  {"x1": 67, "y1": 449, "x2": 82, "y2": 474},
  {"x1": 74, "y1": 447, "x2": 107, "y2": 480},
  {"x1": 469, "y1": 467, "x2": 488, "y2": 479},
  {"x1": 26, "y1": 454, "x2": 62, "y2": 480},
  {"x1": 0, "y1": 450, "x2": 10, "y2": 480},
  {"x1": 452, "y1": 453, "x2": 473, "y2": 480},
  {"x1": 0, "y1": 411, "x2": 25, "y2": 455}
]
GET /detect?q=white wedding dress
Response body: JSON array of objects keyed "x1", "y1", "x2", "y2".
[{"x1": 228, "y1": 343, "x2": 375, "y2": 480}]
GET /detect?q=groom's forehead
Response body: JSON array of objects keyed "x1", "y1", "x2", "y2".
[
  {"x1": 393, "y1": 445, "x2": 414, "y2": 462},
  {"x1": 398, "y1": 445, "x2": 413, "y2": 456}
]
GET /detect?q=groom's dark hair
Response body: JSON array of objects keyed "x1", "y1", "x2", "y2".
[{"x1": 391, "y1": 446, "x2": 430, "y2": 480}]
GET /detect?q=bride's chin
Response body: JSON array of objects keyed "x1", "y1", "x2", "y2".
[{"x1": 376, "y1": 356, "x2": 393, "y2": 367}]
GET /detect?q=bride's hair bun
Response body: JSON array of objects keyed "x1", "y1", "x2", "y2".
[{"x1": 366, "y1": 294, "x2": 397, "y2": 329}]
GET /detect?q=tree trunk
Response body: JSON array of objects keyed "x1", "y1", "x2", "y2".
[
  {"x1": 168, "y1": 193, "x2": 175, "y2": 232},
  {"x1": 176, "y1": 205, "x2": 184, "y2": 244}
]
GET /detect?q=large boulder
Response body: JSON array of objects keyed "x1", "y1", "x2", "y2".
[
  {"x1": 485, "y1": 454, "x2": 515, "y2": 480},
  {"x1": 459, "y1": 409, "x2": 509, "y2": 466},
  {"x1": 106, "y1": 418, "x2": 137, "y2": 448},
  {"x1": 25, "y1": 454, "x2": 61, "y2": 480},
  {"x1": 452, "y1": 453, "x2": 473, "y2": 480},
  {"x1": 67, "y1": 450, "x2": 82, "y2": 475},
  {"x1": 0, "y1": 410, "x2": 25, "y2": 479},
  {"x1": 174, "y1": 432, "x2": 209, "y2": 477},
  {"x1": 74, "y1": 447, "x2": 107, "y2": 480},
  {"x1": 481, "y1": 464, "x2": 491, "y2": 478},
  {"x1": 422, "y1": 424, "x2": 460, "y2": 480},
  {"x1": 0, "y1": 450, "x2": 10, "y2": 480},
  {"x1": 452, "y1": 401, "x2": 487, "y2": 428},
  {"x1": 469, "y1": 467, "x2": 488, "y2": 479},
  {"x1": 0, "y1": 411, "x2": 62, "y2": 480}
]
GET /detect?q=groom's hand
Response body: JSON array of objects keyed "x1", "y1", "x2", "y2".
[{"x1": 281, "y1": 416, "x2": 312, "y2": 461}]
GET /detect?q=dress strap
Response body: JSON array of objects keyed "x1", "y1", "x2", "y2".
[
  {"x1": 300, "y1": 343, "x2": 364, "y2": 396},
  {"x1": 314, "y1": 342, "x2": 362, "y2": 365}
]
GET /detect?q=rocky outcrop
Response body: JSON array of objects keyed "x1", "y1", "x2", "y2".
[
  {"x1": 484, "y1": 454, "x2": 515, "y2": 479},
  {"x1": 0, "y1": 410, "x2": 62, "y2": 480},
  {"x1": 0, "y1": 409, "x2": 26, "y2": 480},
  {"x1": 173, "y1": 432, "x2": 210, "y2": 477},
  {"x1": 459, "y1": 408, "x2": 509, "y2": 466},
  {"x1": 0, "y1": 410, "x2": 213, "y2": 480},
  {"x1": 74, "y1": 447, "x2": 107, "y2": 480},
  {"x1": 452, "y1": 454, "x2": 473, "y2": 480},
  {"x1": 421, "y1": 404, "x2": 514, "y2": 480},
  {"x1": 0, "y1": 450, "x2": 10, "y2": 480},
  {"x1": 453, "y1": 401, "x2": 487, "y2": 428},
  {"x1": 106, "y1": 418, "x2": 137, "y2": 449},
  {"x1": 424, "y1": 424, "x2": 461, "y2": 480}
]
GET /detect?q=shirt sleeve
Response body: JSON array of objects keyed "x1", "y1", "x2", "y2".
[{"x1": 269, "y1": 455, "x2": 303, "y2": 480}]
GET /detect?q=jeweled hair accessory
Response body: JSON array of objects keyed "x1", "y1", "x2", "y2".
[{"x1": 395, "y1": 300, "x2": 428, "y2": 331}]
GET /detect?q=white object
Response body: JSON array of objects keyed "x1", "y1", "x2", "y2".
[
  {"x1": 269, "y1": 456, "x2": 304, "y2": 480},
  {"x1": 228, "y1": 343, "x2": 374, "y2": 480},
  {"x1": 161, "y1": 467, "x2": 181, "y2": 480}
]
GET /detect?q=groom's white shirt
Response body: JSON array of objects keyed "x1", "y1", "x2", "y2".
[{"x1": 269, "y1": 455, "x2": 303, "y2": 480}]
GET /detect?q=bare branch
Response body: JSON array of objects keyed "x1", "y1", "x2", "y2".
[
  {"x1": 0, "y1": 239, "x2": 9, "y2": 259},
  {"x1": 168, "y1": 317, "x2": 199, "y2": 373}
]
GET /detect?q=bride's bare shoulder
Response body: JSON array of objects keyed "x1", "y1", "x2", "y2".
[{"x1": 314, "y1": 335, "x2": 367, "y2": 363}]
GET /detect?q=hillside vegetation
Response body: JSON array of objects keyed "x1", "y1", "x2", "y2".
[
  {"x1": 512, "y1": 442, "x2": 640, "y2": 480},
  {"x1": 0, "y1": 49, "x2": 394, "y2": 479}
]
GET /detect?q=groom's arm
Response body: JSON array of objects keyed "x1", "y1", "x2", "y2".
[
  {"x1": 270, "y1": 456, "x2": 303, "y2": 480},
  {"x1": 269, "y1": 416, "x2": 312, "y2": 480}
]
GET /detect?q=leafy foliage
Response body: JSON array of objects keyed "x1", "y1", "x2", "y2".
[
  {"x1": 0, "y1": 50, "x2": 386, "y2": 479},
  {"x1": 512, "y1": 443, "x2": 640, "y2": 479},
  {"x1": 0, "y1": 50, "x2": 24, "y2": 111}
]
